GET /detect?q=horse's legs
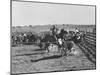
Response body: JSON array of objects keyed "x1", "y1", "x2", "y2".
[
  {"x1": 60, "y1": 47, "x2": 66, "y2": 56},
  {"x1": 58, "y1": 45, "x2": 61, "y2": 53},
  {"x1": 63, "y1": 48, "x2": 67, "y2": 56},
  {"x1": 45, "y1": 43, "x2": 50, "y2": 53}
]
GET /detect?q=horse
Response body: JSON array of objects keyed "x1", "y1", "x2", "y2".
[{"x1": 57, "y1": 35, "x2": 73, "y2": 56}]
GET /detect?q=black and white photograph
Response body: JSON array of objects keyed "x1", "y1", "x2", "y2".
[{"x1": 11, "y1": 0, "x2": 96, "y2": 74}]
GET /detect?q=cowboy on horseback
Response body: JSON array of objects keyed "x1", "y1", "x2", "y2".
[
  {"x1": 50, "y1": 25, "x2": 58, "y2": 40},
  {"x1": 56, "y1": 28, "x2": 67, "y2": 55}
]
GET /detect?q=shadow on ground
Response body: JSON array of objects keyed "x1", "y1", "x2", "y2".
[{"x1": 30, "y1": 55, "x2": 62, "y2": 62}]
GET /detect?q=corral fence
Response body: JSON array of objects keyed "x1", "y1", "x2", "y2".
[{"x1": 78, "y1": 31, "x2": 96, "y2": 64}]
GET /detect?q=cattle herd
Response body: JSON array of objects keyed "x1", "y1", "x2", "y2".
[
  {"x1": 11, "y1": 26, "x2": 86, "y2": 56},
  {"x1": 12, "y1": 32, "x2": 39, "y2": 45}
]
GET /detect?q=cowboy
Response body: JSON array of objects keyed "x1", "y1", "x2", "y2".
[
  {"x1": 75, "y1": 28, "x2": 79, "y2": 34},
  {"x1": 57, "y1": 29, "x2": 67, "y2": 48},
  {"x1": 50, "y1": 25, "x2": 58, "y2": 40}
]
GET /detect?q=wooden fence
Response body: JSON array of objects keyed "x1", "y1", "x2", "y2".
[{"x1": 78, "y1": 32, "x2": 96, "y2": 64}]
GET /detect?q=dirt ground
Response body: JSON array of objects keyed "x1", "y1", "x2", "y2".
[{"x1": 11, "y1": 42, "x2": 96, "y2": 74}]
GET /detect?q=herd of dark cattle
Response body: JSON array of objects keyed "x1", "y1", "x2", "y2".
[
  {"x1": 12, "y1": 30, "x2": 84, "y2": 45},
  {"x1": 11, "y1": 26, "x2": 86, "y2": 55},
  {"x1": 12, "y1": 31, "x2": 39, "y2": 45}
]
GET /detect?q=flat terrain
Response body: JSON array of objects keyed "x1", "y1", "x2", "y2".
[
  {"x1": 11, "y1": 42, "x2": 96, "y2": 74},
  {"x1": 12, "y1": 25, "x2": 95, "y2": 33}
]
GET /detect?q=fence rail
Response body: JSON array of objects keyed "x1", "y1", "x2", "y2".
[{"x1": 77, "y1": 32, "x2": 96, "y2": 64}]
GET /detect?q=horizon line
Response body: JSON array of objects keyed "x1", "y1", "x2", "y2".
[{"x1": 12, "y1": 24, "x2": 96, "y2": 27}]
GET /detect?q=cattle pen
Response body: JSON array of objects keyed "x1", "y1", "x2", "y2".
[{"x1": 11, "y1": 25, "x2": 96, "y2": 74}]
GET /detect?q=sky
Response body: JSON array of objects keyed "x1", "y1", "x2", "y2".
[{"x1": 12, "y1": 1, "x2": 95, "y2": 26}]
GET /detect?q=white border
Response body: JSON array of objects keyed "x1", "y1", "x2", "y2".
[{"x1": 0, "y1": 0, "x2": 100, "y2": 75}]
